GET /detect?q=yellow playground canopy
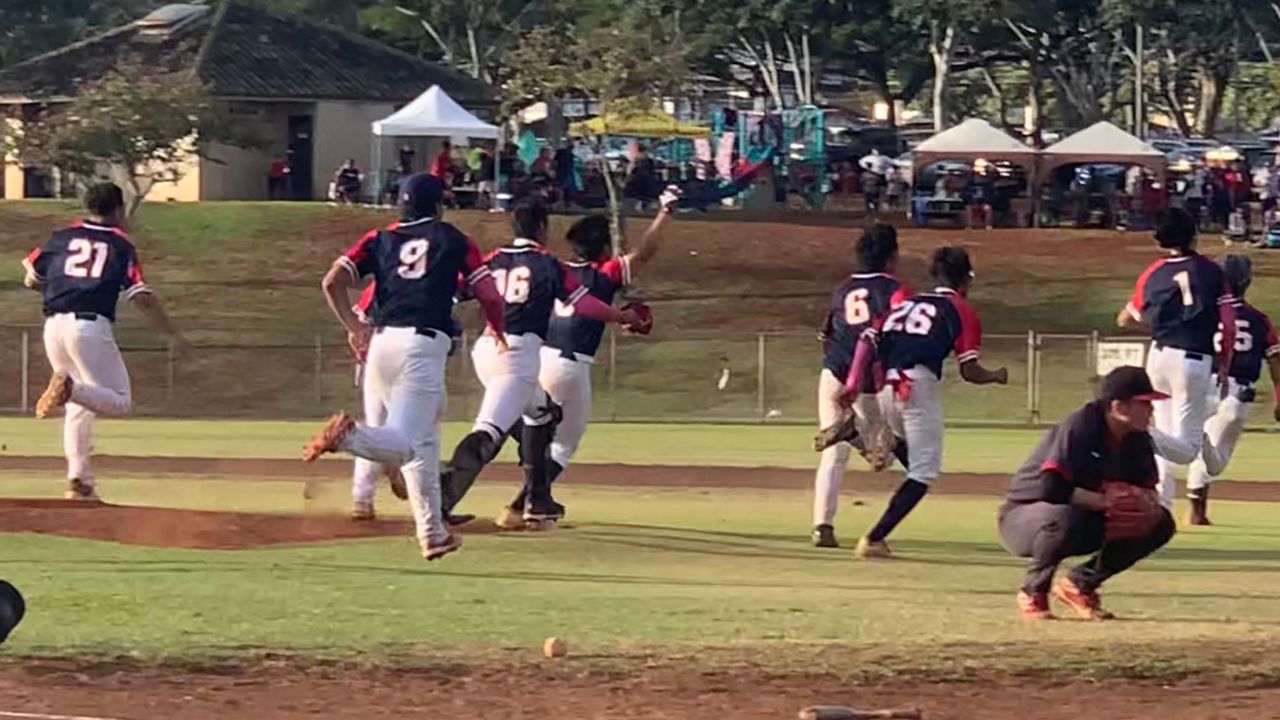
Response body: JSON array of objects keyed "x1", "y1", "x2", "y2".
[{"x1": 570, "y1": 110, "x2": 709, "y2": 138}]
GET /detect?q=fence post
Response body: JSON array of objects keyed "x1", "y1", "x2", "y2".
[
  {"x1": 314, "y1": 333, "x2": 324, "y2": 402},
  {"x1": 756, "y1": 333, "x2": 766, "y2": 419},
  {"x1": 166, "y1": 342, "x2": 176, "y2": 409},
  {"x1": 608, "y1": 330, "x2": 618, "y2": 422},
  {"x1": 1088, "y1": 330, "x2": 1100, "y2": 391},
  {"x1": 1026, "y1": 330, "x2": 1039, "y2": 424},
  {"x1": 19, "y1": 329, "x2": 30, "y2": 414}
]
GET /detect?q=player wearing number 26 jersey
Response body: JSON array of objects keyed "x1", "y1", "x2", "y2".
[
  {"x1": 847, "y1": 246, "x2": 1008, "y2": 559},
  {"x1": 811, "y1": 225, "x2": 910, "y2": 549},
  {"x1": 23, "y1": 183, "x2": 182, "y2": 502},
  {"x1": 1117, "y1": 208, "x2": 1235, "y2": 510}
]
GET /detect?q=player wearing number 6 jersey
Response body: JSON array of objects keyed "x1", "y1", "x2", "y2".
[
  {"x1": 1184, "y1": 255, "x2": 1280, "y2": 525},
  {"x1": 441, "y1": 198, "x2": 638, "y2": 523},
  {"x1": 810, "y1": 224, "x2": 911, "y2": 549},
  {"x1": 1117, "y1": 208, "x2": 1235, "y2": 510},
  {"x1": 845, "y1": 247, "x2": 1008, "y2": 559},
  {"x1": 23, "y1": 183, "x2": 182, "y2": 501},
  {"x1": 303, "y1": 174, "x2": 504, "y2": 561}
]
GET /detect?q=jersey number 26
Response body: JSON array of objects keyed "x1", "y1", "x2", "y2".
[{"x1": 882, "y1": 301, "x2": 937, "y2": 336}]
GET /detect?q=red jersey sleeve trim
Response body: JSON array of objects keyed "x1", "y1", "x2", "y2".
[
  {"x1": 599, "y1": 257, "x2": 627, "y2": 287},
  {"x1": 462, "y1": 237, "x2": 490, "y2": 283},
  {"x1": 1128, "y1": 259, "x2": 1164, "y2": 321},
  {"x1": 889, "y1": 283, "x2": 913, "y2": 308},
  {"x1": 949, "y1": 295, "x2": 983, "y2": 361},
  {"x1": 340, "y1": 230, "x2": 379, "y2": 279},
  {"x1": 21, "y1": 248, "x2": 42, "y2": 281}
]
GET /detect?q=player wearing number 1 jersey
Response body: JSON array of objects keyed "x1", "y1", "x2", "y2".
[
  {"x1": 441, "y1": 198, "x2": 638, "y2": 523},
  {"x1": 845, "y1": 247, "x2": 1008, "y2": 559},
  {"x1": 23, "y1": 183, "x2": 182, "y2": 501},
  {"x1": 811, "y1": 225, "x2": 911, "y2": 549}
]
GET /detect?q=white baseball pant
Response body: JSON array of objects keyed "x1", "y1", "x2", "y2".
[
  {"x1": 878, "y1": 366, "x2": 944, "y2": 485},
  {"x1": 470, "y1": 333, "x2": 556, "y2": 440},
  {"x1": 350, "y1": 373, "x2": 385, "y2": 505},
  {"x1": 1187, "y1": 377, "x2": 1252, "y2": 490},
  {"x1": 43, "y1": 313, "x2": 133, "y2": 484},
  {"x1": 1145, "y1": 343, "x2": 1222, "y2": 507},
  {"x1": 538, "y1": 346, "x2": 593, "y2": 469},
  {"x1": 337, "y1": 327, "x2": 450, "y2": 545},
  {"x1": 812, "y1": 368, "x2": 882, "y2": 526}
]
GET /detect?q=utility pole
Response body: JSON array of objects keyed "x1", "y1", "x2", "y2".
[{"x1": 1135, "y1": 23, "x2": 1145, "y2": 138}]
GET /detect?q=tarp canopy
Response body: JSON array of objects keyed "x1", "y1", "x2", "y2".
[
  {"x1": 570, "y1": 109, "x2": 709, "y2": 139},
  {"x1": 1040, "y1": 121, "x2": 1165, "y2": 178},
  {"x1": 372, "y1": 85, "x2": 499, "y2": 138},
  {"x1": 913, "y1": 118, "x2": 1036, "y2": 168}
]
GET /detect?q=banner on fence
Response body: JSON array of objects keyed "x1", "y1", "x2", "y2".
[{"x1": 1095, "y1": 341, "x2": 1147, "y2": 377}]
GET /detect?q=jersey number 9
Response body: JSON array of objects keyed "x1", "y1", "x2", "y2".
[{"x1": 397, "y1": 239, "x2": 429, "y2": 279}]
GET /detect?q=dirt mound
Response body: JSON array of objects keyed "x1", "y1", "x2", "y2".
[{"x1": 0, "y1": 499, "x2": 496, "y2": 549}]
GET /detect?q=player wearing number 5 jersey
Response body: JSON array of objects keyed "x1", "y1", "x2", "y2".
[
  {"x1": 23, "y1": 183, "x2": 182, "y2": 501},
  {"x1": 303, "y1": 174, "x2": 505, "y2": 561},
  {"x1": 442, "y1": 198, "x2": 638, "y2": 523},
  {"x1": 810, "y1": 225, "x2": 911, "y2": 549},
  {"x1": 846, "y1": 247, "x2": 1008, "y2": 559},
  {"x1": 1184, "y1": 256, "x2": 1280, "y2": 525},
  {"x1": 1117, "y1": 208, "x2": 1235, "y2": 510}
]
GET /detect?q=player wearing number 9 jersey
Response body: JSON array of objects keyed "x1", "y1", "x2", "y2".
[
  {"x1": 1117, "y1": 208, "x2": 1235, "y2": 510},
  {"x1": 846, "y1": 246, "x2": 1008, "y2": 559},
  {"x1": 24, "y1": 183, "x2": 182, "y2": 502},
  {"x1": 303, "y1": 174, "x2": 505, "y2": 561},
  {"x1": 441, "y1": 198, "x2": 637, "y2": 523},
  {"x1": 811, "y1": 224, "x2": 911, "y2": 549}
]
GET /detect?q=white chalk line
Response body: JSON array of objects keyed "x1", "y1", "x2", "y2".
[{"x1": 0, "y1": 710, "x2": 127, "y2": 720}]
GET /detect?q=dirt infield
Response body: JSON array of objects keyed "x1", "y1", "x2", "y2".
[
  {"x1": 0, "y1": 659, "x2": 1276, "y2": 720},
  {"x1": 3, "y1": 455, "x2": 1280, "y2": 501}
]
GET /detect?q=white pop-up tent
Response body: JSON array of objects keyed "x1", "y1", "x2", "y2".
[
  {"x1": 1039, "y1": 121, "x2": 1166, "y2": 181},
  {"x1": 370, "y1": 85, "x2": 501, "y2": 205}
]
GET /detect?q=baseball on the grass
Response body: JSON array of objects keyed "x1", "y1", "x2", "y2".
[{"x1": 543, "y1": 636, "x2": 567, "y2": 658}]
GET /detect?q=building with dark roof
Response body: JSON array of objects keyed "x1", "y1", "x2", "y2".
[{"x1": 0, "y1": 1, "x2": 494, "y2": 202}]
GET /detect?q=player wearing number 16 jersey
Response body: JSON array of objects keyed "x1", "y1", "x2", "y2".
[
  {"x1": 23, "y1": 183, "x2": 182, "y2": 502},
  {"x1": 811, "y1": 225, "x2": 911, "y2": 549},
  {"x1": 846, "y1": 247, "x2": 1008, "y2": 559}
]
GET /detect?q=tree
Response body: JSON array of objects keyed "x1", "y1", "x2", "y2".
[
  {"x1": 12, "y1": 66, "x2": 256, "y2": 215},
  {"x1": 0, "y1": 0, "x2": 161, "y2": 69},
  {"x1": 893, "y1": 0, "x2": 996, "y2": 131},
  {"x1": 359, "y1": 0, "x2": 540, "y2": 82}
]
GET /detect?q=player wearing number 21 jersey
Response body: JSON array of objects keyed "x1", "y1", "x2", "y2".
[
  {"x1": 844, "y1": 246, "x2": 1008, "y2": 559},
  {"x1": 24, "y1": 183, "x2": 182, "y2": 502},
  {"x1": 441, "y1": 198, "x2": 638, "y2": 525},
  {"x1": 811, "y1": 224, "x2": 911, "y2": 550}
]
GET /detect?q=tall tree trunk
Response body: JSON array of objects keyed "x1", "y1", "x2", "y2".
[
  {"x1": 1195, "y1": 64, "x2": 1231, "y2": 136},
  {"x1": 929, "y1": 21, "x2": 956, "y2": 132},
  {"x1": 467, "y1": 24, "x2": 481, "y2": 80},
  {"x1": 784, "y1": 34, "x2": 806, "y2": 105},
  {"x1": 981, "y1": 67, "x2": 1012, "y2": 134},
  {"x1": 600, "y1": 136, "x2": 626, "y2": 255},
  {"x1": 1026, "y1": 62, "x2": 1044, "y2": 148}
]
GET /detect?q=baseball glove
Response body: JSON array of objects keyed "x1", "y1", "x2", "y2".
[
  {"x1": 621, "y1": 301, "x2": 654, "y2": 335},
  {"x1": 1102, "y1": 481, "x2": 1164, "y2": 541}
]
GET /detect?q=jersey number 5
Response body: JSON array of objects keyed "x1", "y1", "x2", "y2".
[
  {"x1": 492, "y1": 267, "x2": 532, "y2": 304},
  {"x1": 64, "y1": 238, "x2": 109, "y2": 279},
  {"x1": 883, "y1": 301, "x2": 937, "y2": 336},
  {"x1": 844, "y1": 288, "x2": 871, "y2": 325},
  {"x1": 397, "y1": 239, "x2": 429, "y2": 279}
]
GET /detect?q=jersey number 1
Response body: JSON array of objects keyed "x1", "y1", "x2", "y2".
[
  {"x1": 1173, "y1": 271, "x2": 1194, "y2": 307},
  {"x1": 64, "y1": 239, "x2": 109, "y2": 279}
]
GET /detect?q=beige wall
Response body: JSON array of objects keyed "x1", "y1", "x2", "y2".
[
  {"x1": 313, "y1": 100, "x2": 395, "y2": 201},
  {"x1": 4, "y1": 117, "x2": 24, "y2": 199},
  {"x1": 198, "y1": 102, "x2": 299, "y2": 201}
]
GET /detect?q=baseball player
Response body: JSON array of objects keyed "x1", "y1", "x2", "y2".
[
  {"x1": 1184, "y1": 255, "x2": 1280, "y2": 525},
  {"x1": 845, "y1": 246, "x2": 1008, "y2": 559},
  {"x1": 496, "y1": 192, "x2": 676, "y2": 529},
  {"x1": 302, "y1": 174, "x2": 505, "y2": 561},
  {"x1": 22, "y1": 183, "x2": 183, "y2": 501},
  {"x1": 441, "y1": 197, "x2": 639, "y2": 523},
  {"x1": 999, "y1": 366, "x2": 1175, "y2": 621},
  {"x1": 810, "y1": 224, "x2": 911, "y2": 549},
  {"x1": 1116, "y1": 208, "x2": 1235, "y2": 509}
]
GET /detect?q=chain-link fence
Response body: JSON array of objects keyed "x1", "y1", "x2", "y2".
[{"x1": 1, "y1": 325, "x2": 1274, "y2": 427}]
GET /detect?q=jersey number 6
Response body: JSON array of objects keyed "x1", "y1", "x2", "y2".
[
  {"x1": 844, "y1": 288, "x2": 871, "y2": 325},
  {"x1": 883, "y1": 301, "x2": 937, "y2": 336}
]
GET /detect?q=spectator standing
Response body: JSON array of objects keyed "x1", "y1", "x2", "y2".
[
  {"x1": 430, "y1": 141, "x2": 453, "y2": 181},
  {"x1": 398, "y1": 144, "x2": 416, "y2": 175},
  {"x1": 268, "y1": 155, "x2": 291, "y2": 200},
  {"x1": 624, "y1": 144, "x2": 660, "y2": 211}
]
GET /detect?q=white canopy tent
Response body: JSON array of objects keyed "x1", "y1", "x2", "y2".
[
  {"x1": 1039, "y1": 121, "x2": 1166, "y2": 180},
  {"x1": 370, "y1": 85, "x2": 501, "y2": 205}
]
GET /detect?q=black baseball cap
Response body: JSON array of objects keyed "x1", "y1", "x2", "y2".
[
  {"x1": 1099, "y1": 366, "x2": 1169, "y2": 403},
  {"x1": 0, "y1": 580, "x2": 25, "y2": 644},
  {"x1": 399, "y1": 173, "x2": 444, "y2": 219}
]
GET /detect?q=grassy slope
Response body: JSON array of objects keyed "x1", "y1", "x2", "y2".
[
  {"x1": 2, "y1": 475, "x2": 1280, "y2": 680},
  {"x1": 1, "y1": 417, "x2": 1277, "y2": 481}
]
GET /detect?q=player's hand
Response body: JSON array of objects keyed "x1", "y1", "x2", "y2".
[
  {"x1": 492, "y1": 332, "x2": 510, "y2": 354},
  {"x1": 995, "y1": 367, "x2": 1010, "y2": 385},
  {"x1": 659, "y1": 185, "x2": 682, "y2": 214},
  {"x1": 347, "y1": 325, "x2": 372, "y2": 359}
]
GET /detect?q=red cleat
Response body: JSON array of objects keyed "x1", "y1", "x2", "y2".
[{"x1": 1053, "y1": 578, "x2": 1115, "y2": 621}]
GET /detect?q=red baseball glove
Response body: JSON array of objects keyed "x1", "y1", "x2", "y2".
[
  {"x1": 1102, "y1": 481, "x2": 1164, "y2": 541},
  {"x1": 621, "y1": 301, "x2": 654, "y2": 335}
]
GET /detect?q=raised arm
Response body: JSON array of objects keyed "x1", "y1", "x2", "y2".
[{"x1": 626, "y1": 187, "x2": 680, "y2": 270}]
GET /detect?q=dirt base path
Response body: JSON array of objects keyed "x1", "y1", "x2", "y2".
[
  {"x1": 0, "y1": 660, "x2": 1274, "y2": 720},
  {"x1": 3, "y1": 455, "x2": 1280, "y2": 501}
]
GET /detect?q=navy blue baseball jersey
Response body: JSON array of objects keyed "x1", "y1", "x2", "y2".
[
  {"x1": 545, "y1": 256, "x2": 631, "y2": 358},
  {"x1": 1215, "y1": 300, "x2": 1280, "y2": 384},
  {"x1": 1127, "y1": 254, "x2": 1226, "y2": 355},
  {"x1": 340, "y1": 217, "x2": 488, "y2": 333},
  {"x1": 822, "y1": 273, "x2": 911, "y2": 381},
  {"x1": 23, "y1": 221, "x2": 149, "y2": 321},
  {"x1": 877, "y1": 288, "x2": 983, "y2": 380},
  {"x1": 485, "y1": 239, "x2": 587, "y2": 339}
]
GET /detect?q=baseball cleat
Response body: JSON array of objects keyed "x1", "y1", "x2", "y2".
[
  {"x1": 524, "y1": 499, "x2": 566, "y2": 522},
  {"x1": 1017, "y1": 591, "x2": 1054, "y2": 620},
  {"x1": 301, "y1": 412, "x2": 354, "y2": 462},
  {"x1": 36, "y1": 371, "x2": 73, "y2": 419},
  {"x1": 445, "y1": 512, "x2": 476, "y2": 527},
  {"x1": 383, "y1": 465, "x2": 408, "y2": 500},
  {"x1": 813, "y1": 414, "x2": 860, "y2": 452},
  {"x1": 1052, "y1": 578, "x2": 1115, "y2": 621},
  {"x1": 865, "y1": 424, "x2": 897, "y2": 473},
  {"x1": 422, "y1": 532, "x2": 462, "y2": 561},
  {"x1": 853, "y1": 536, "x2": 892, "y2": 559},
  {"x1": 63, "y1": 478, "x2": 100, "y2": 502},
  {"x1": 524, "y1": 518, "x2": 557, "y2": 532},
  {"x1": 812, "y1": 524, "x2": 839, "y2": 548},
  {"x1": 350, "y1": 500, "x2": 376, "y2": 521},
  {"x1": 496, "y1": 505, "x2": 526, "y2": 530},
  {"x1": 1185, "y1": 494, "x2": 1211, "y2": 526}
]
